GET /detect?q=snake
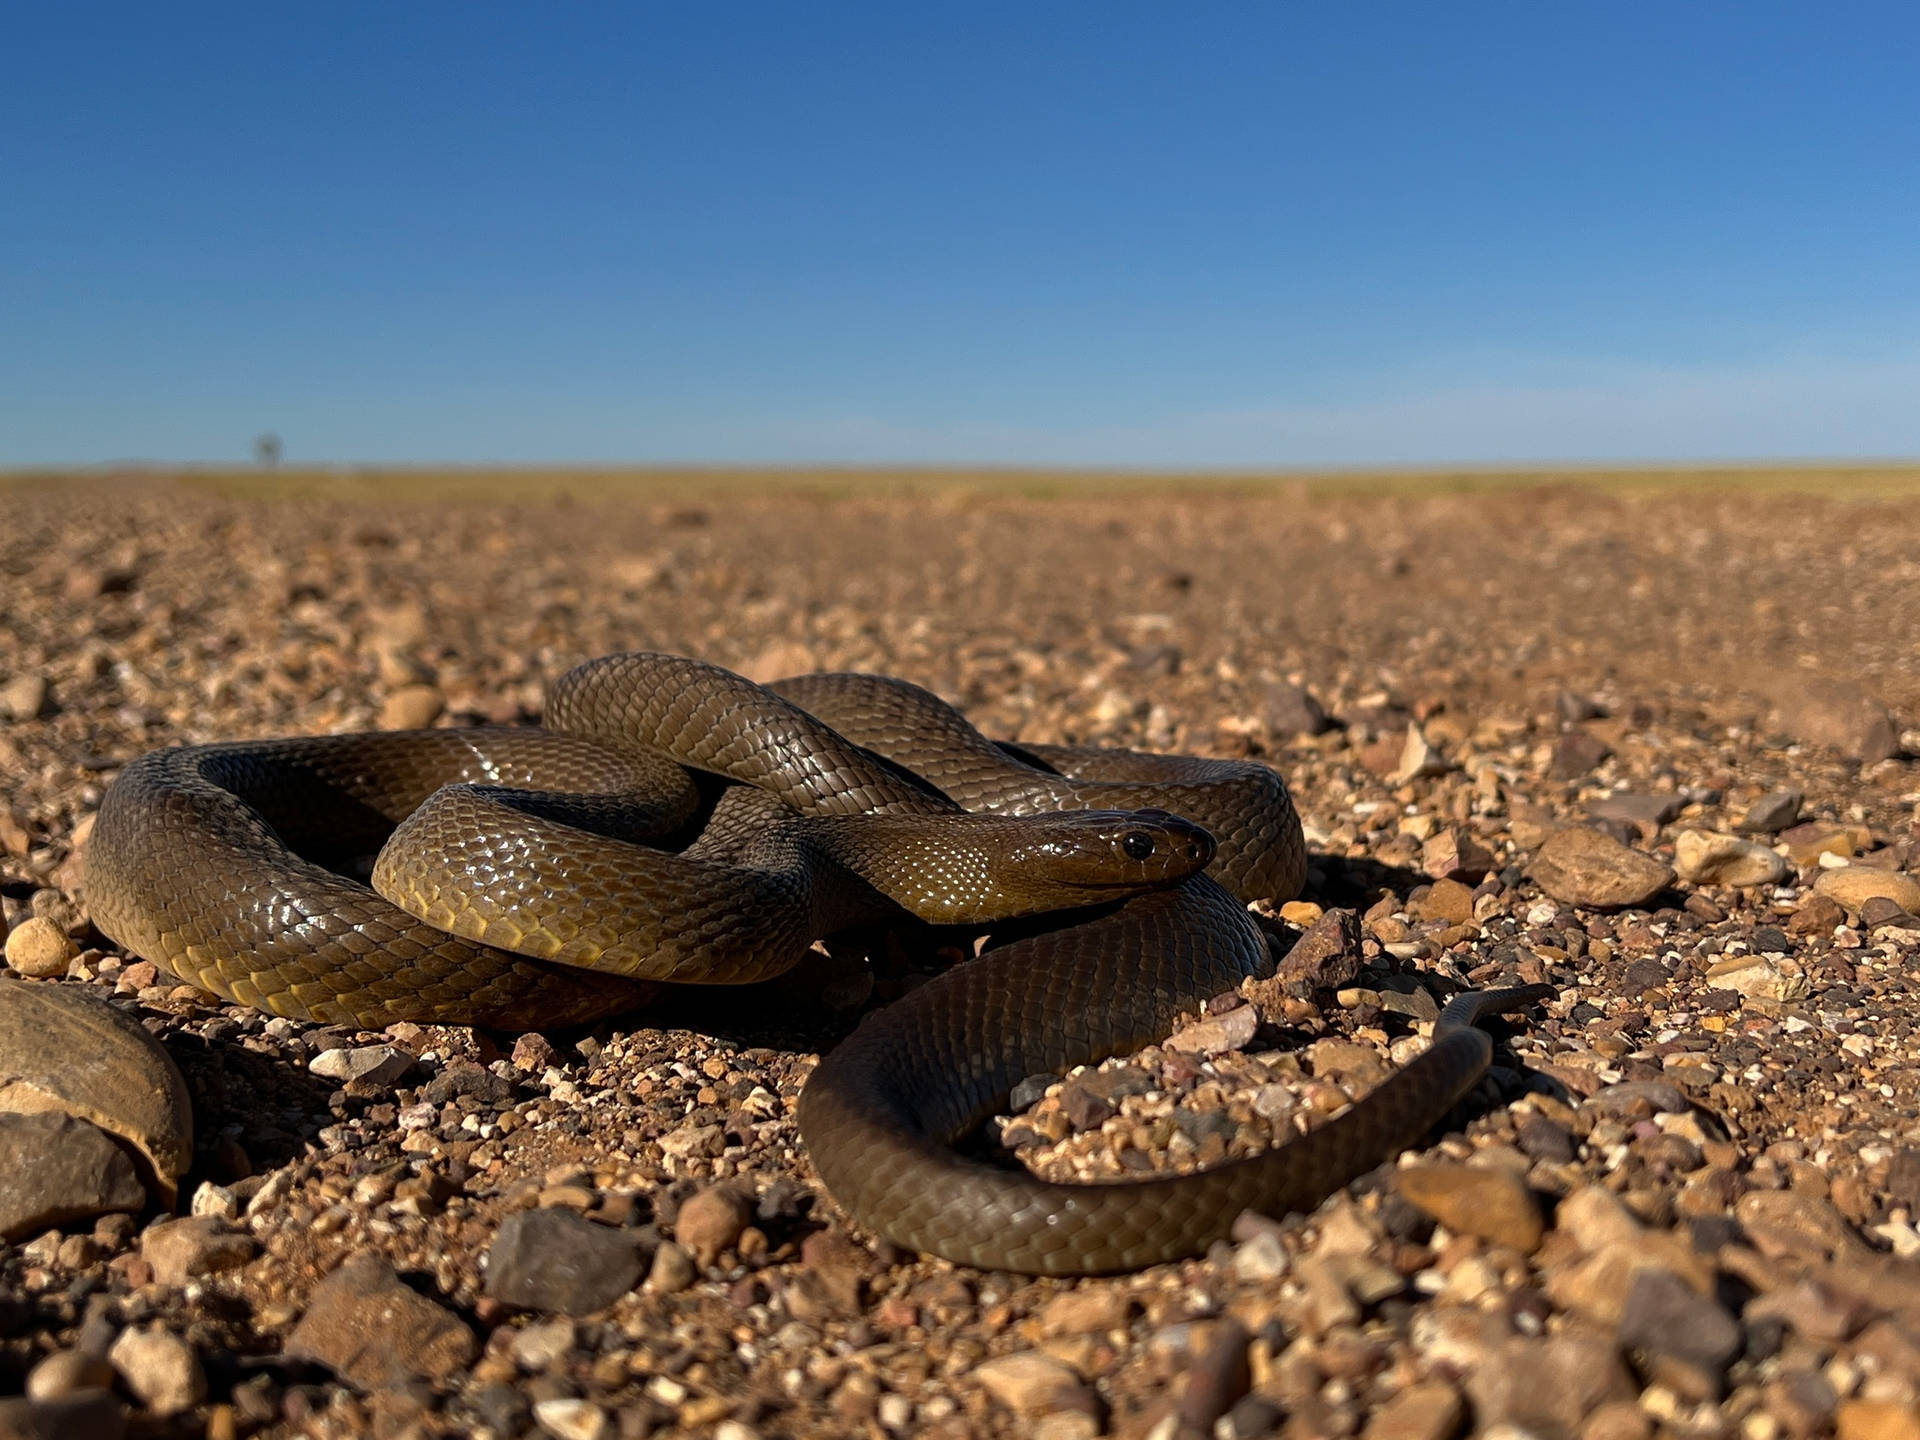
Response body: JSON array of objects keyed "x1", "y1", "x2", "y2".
[{"x1": 86, "y1": 650, "x2": 1548, "y2": 1274}]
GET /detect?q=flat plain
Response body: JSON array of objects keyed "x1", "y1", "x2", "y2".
[{"x1": 2, "y1": 468, "x2": 1919, "y2": 1440}]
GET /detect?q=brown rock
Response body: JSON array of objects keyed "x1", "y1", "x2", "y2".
[
  {"x1": 377, "y1": 684, "x2": 445, "y2": 730},
  {"x1": 1780, "y1": 821, "x2": 1873, "y2": 866},
  {"x1": 1528, "y1": 827, "x2": 1673, "y2": 910},
  {"x1": 286, "y1": 1253, "x2": 476, "y2": 1388},
  {"x1": 1788, "y1": 893, "x2": 1847, "y2": 935},
  {"x1": 1461, "y1": 1333, "x2": 1636, "y2": 1440},
  {"x1": 1550, "y1": 729, "x2": 1613, "y2": 778},
  {"x1": 1038, "y1": 1289, "x2": 1130, "y2": 1337},
  {"x1": 106, "y1": 1326, "x2": 204, "y2": 1417},
  {"x1": 483, "y1": 1207, "x2": 644, "y2": 1314},
  {"x1": 1260, "y1": 907, "x2": 1362, "y2": 1001},
  {"x1": 1777, "y1": 689, "x2": 1902, "y2": 761},
  {"x1": 1166, "y1": 1003, "x2": 1258, "y2": 1055},
  {"x1": 1264, "y1": 682, "x2": 1333, "y2": 737},
  {"x1": 1411, "y1": 878, "x2": 1476, "y2": 925},
  {"x1": 1838, "y1": 1401, "x2": 1920, "y2": 1440},
  {"x1": 0, "y1": 1392, "x2": 126, "y2": 1440},
  {"x1": 674, "y1": 1183, "x2": 753, "y2": 1266},
  {"x1": 1672, "y1": 830, "x2": 1787, "y2": 887},
  {"x1": 0, "y1": 1113, "x2": 146, "y2": 1240},
  {"x1": 1813, "y1": 867, "x2": 1920, "y2": 916},
  {"x1": 1363, "y1": 1380, "x2": 1464, "y2": 1440},
  {"x1": 974, "y1": 1352, "x2": 1100, "y2": 1421},
  {"x1": 140, "y1": 1217, "x2": 257, "y2": 1286},
  {"x1": 1421, "y1": 830, "x2": 1495, "y2": 884},
  {"x1": 1737, "y1": 789, "x2": 1804, "y2": 834},
  {"x1": 1396, "y1": 1163, "x2": 1544, "y2": 1252}
]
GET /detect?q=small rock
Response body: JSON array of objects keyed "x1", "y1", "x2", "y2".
[
  {"x1": 0, "y1": 674, "x2": 50, "y2": 721},
  {"x1": 140, "y1": 1216, "x2": 257, "y2": 1286},
  {"x1": 1177, "y1": 1318, "x2": 1251, "y2": 1432},
  {"x1": 675, "y1": 1184, "x2": 753, "y2": 1266},
  {"x1": 0, "y1": 1113, "x2": 146, "y2": 1241},
  {"x1": 1039, "y1": 1289, "x2": 1130, "y2": 1337},
  {"x1": 1390, "y1": 726, "x2": 1449, "y2": 784},
  {"x1": 509, "y1": 1316, "x2": 577, "y2": 1370},
  {"x1": 1167, "y1": 1004, "x2": 1258, "y2": 1055},
  {"x1": 0, "y1": 1392, "x2": 126, "y2": 1440},
  {"x1": 1617, "y1": 1266, "x2": 1743, "y2": 1399},
  {"x1": 644, "y1": 1241, "x2": 696, "y2": 1294},
  {"x1": 1738, "y1": 789, "x2": 1804, "y2": 834},
  {"x1": 1396, "y1": 1163, "x2": 1544, "y2": 1252},
  {"x1": 1672, "y1": 830, "x2": 1788, "y2": 887},
  {"x1": 1704, "y1": 953, "x2": 1807, "y2": 1000},
  {"x1": 974, "y1": 1351, "x2": 1100, "y2": 1421},
  {"x1": 1264, "y1": 682, "x2": 1333, "y2": 736},
  {"x1": 107, "y1": 1326, "x2": 205, "y2": 1417},
  {"x1": 533, "y1": 1398, "x2": 610, "y2": 1440},
  {"x1": 1863, "y1": 897, "x2": 1920, "y2": 930},
  {"x1": 1411, "y1": 877, "x2": 1476, "y2": 925},
  {"x1": 4, "y1": 918, "x2": 77, "y2": 978},
  {"x1": 1788, "y1": 892, "x2": 1847, "y2": 935},
  {"x1": 485, "y1": 1207, "x2": 644, "y2": 1314},
  {"x1": 1528, "y1": 827, "x2": 1673, "y2": 910},
  {"x1": 1777, "y1": 690, "x2": 1902, "y2": 761},
  {"x1": 1058, "y1": 1081, "x2": 1115, "y2": 1130},
  {"x1": 1421, "y1": 830, "x2": 1495, "y2": 884},
  {"x1": 511, "y1": 1033, "x2": 559, "y2": 1071},
  {"x1": 24, "y1": 1349, "x2": 116, "y2": 1401},
  {"x1": 378, "y1": 684, "x2": 446, "y2": 730},
  {"x1": 1587, "y1": 792, "x2": 1683, "y2": 834},
  {"x1": 1258, "y1": 907, "x2": 1362, "y2": 1001},
  {"x1": 308, "y1": 1044, "x2": 414, "y2": 1087},
  {"x1": 1462, "y1": 1332, "x2": 1636, "y2": 1439},
  {"x1": 1550, "y1": 729, "x2": 1613, "y2": 778},
  {"x1": 1231, "y1": 1229, "x2": 1290, "y2": 1283},
  {"x1": 285, "y1": 1253, "x2": 476, "y2": 1387},
  {"x1": 1780, "y1": 821, "x2": 1873, "y2": 866},
  {"x1": 1555, "y1": 1186, "x2": 1644, "y2": 1253},
  {"x1": 1814, "y1": 867, "x2": 1920, "y2": 916},
  {"x1": 1363, "y1": 1380, "x2": 1465, "y2": 1440},
  {"x1": 419, "y1": 1057, "x2": 512, "y2": 1105}
]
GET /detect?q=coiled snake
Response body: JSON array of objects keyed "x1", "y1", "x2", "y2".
[{"x1": 87, "y1": 651, "x2": 1546, "y2": 1274}]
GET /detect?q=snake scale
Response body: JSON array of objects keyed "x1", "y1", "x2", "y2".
[{"x1": 87, "y1": 651, "x2": 1547, "y2": 1274}]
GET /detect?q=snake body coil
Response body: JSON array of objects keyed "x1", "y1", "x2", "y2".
[{"x1": 88, "y1": 651, "x2": 1545, "y2": 1273}]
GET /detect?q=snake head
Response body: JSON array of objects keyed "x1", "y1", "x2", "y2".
[{"x1": 1007, "y1": 807, "x2": 1215, "y2": 894}]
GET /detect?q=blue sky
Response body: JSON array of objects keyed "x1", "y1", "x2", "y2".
[{"x1": 5, "y1": 3, "x2": 1918, "y2": 466}]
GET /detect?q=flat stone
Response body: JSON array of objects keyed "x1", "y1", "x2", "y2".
[
  {"x1": 1420, "y1": 831, "x2": 1495, "y2": 884},
  {"x1": 1550, "y1": 729, "x2": 1613, "y2": 778},
  {"x1": 1704, "y1": 953, "x2": 1808, "y2": 1001},
  {"x1": 1737, "y1": 789, "x2": 1804, "y2": 834},
  {"x1": 1788, "y1": 892, "x2": 1848, "y2": 935},
  {"x1": 0, "y1": 979, "x2": 193, "y2": 1204},
  {"x1": 308, "y1": 1044, "x2": 415, "y2": 1087},
  {"x1": 1362, "y1": 1380, "x2": 1464, "y2": 1440},
  {"x1": 1461, "y1": 1332, "x2": 1636, "y2": 1439},
  {"x1": 377, "y1": 684, "x2": 446, "y2": 729},
  {"x1": 106, "y1": 1325, "x2": 204, "y2": 1418},
  {"x1": 285, "y1": 1253, "x2": 476, "y2": 1388},
  {"x1": 1780, "y1": 822, "x2": 1873, "y2": 867},
  {"x1": 974, "y1": 1351, "x2": 1099, "y2": 1420},
  {"x1": 24, "y1": 1349, "x2": 116, "y2": 1402},
  {"x1": 0, "y1": 1112, "x2": 145, "y2": 1241},
  {"x1": 1814, "y1": 867, "x2": 1920, "y2": 916},
  {"x1": 1395, "y1": 1163, "x2": 1544, "y2": 1252},
  {"x1": 1673, "y1": 830, "x2": 1787, "y2": 887},
  {"x1": 1039, "y1": 1288, "x2": 1131, "y2": 1337},
  {"x1": 485, "y1": 1207, "x2": 644, "y2": 1314},
  {"x1": 140, "y1": 1216, "x2": 257, "y2": 1286},
  {"x1": 532, "y1": 1398, "x2": 610, "y2": 1440},
  {"x1": 1264, "y1": 682, "x2": 1332, "y2": 736},
  {"x1": 1837, "y1": 1401, "x2": 1920, "y2": 1440},
  {"x1": 1617, "y1": 1266, "x2": 1742, "y2": 1399},
  {"x1": 1167, "y1": 1004, "x2": 1258, "y2": 1056},
  {"x1": 1588, "y1": 792, "x2": 1683, "y2": 832},
  {"x1": 1528, "y1": 827, "x2": 1673, "y2": 910}
]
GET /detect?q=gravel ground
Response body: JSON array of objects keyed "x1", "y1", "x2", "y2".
[{"x1": 2, "y1": 475, "x2": 1919, "y2": 1440}]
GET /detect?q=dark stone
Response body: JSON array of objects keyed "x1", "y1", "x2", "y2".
[
  {"x1": 1618, "y1": 1268, "x2": 1742, "y2": 1398},
  {"x1": 1059, "y1": 1081, "x2": 1116, "y2": 1131},
  {"x1": 0, "y1": 1113, "x2": 147, "y2": 1242},
  {"x1": 1551, "y1": 729, "x2": 1613, "y2": 779},
  {"x1": 285, "y1": 1254, "x2": 475, "y2": 1389},
  {"x1": 1273, "y1": 907, "x2": 1362, "y2": 996},
  {"x1": 1515, "y1": 1114, "x2": 1576, "y2": 1164},
  {"x1": 484, "y1": 1207, "x2": 644, "y2": 1315},
  {"x1": 1263, "y1": 683, "x2": 1333, "y2": 737},
  {"x1": 0, "y1": 1392, "x2": 126, "y2": 1440},
  {"x1": 1737, "y1": 790, "x2": 1803, "y2": 834},
  {"x1": 420, "y1": 1060, "x2": 512, "y2": 1106}
]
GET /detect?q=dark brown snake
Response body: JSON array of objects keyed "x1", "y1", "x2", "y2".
[{"x1": 86, "y1": 651, "x2": 1548, "y2": 1274}]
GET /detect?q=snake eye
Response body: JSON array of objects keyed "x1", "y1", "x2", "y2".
[{"x1": 1121, "y1": 830, "x2": 1157, "y2": 861}]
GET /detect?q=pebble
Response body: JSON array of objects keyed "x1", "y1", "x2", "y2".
[
  {"x1": 140, "y1": 1216, "x2": 257, "y2": 1286},
  {"x1": 1704, "y1": 953, "x2": 1808, "y2": 1000},
  {"x1": 643, "y1": 1240, "x2": 696, "y2": 1294},
  {"x1": 1396, "y1": 1162, "x2": 1545, "y2": 1252},
  {"x1": 1039, "y1": 1288, "x2": 1130, "y2": 1336},
  {"x1": 285, "y1": 1253, "x2": 476, "y2": 1388},
  {"x1": 24, "y1": 1349, "x2": 116, "y2": 1401},
  {"x1": 1461, "y1": 1333, "x2": 1637, "y2": 1439},
  {"x1": 532, "y1": 1397, "x2": 611, "y2": 1440},
  {"x1": 1421, "y1": 829, "x2": 1496, "y2": 883},
  {"x1": 1166, "y1": 1003, "x2": 1258, "y2": 1055},
  {"x1": 1264, "y1": 682, "x2": 1332, "y2": 736},
  {"x1": 1617, "y1": 1266, "x2": 1743, "y2": 1398},
  {"x1": 0, "y1": 673, "x2": 49, "y2": 721},
  {"x1": 1672, "y1": 829, "x2": 1787, "y2": 887},
  {"x1": 3, "y1": 917, "x2": 77, "y2": 977},
  {"x1": 1528, "y1": 826, "x2": 1674, "y2": 910},
  {"x1": 1838, "y1": 1401, "x2": 1920, "y2": 1440},
  {"x1": 674, "y1": 1182, "x2": 753, "y2": 1265},
  {"x1": 376, "y1": 683, "x2": 446, "y2": 729},
  {"x1": 1738, "y1": 788, "x2": 1804, "y2": 834},
  {"x1": 1177, "y1": 1318, "x2": 1252, "y2": 1432},
  {"x1": 107, "y1": 1325, "x2": 205, "y2": 1417},
  {"x1": 974, "y1": 1351, "x2": 1100, "y2": 1421},
  {"x1": 1362, "y1": 1380, "x2": 1465, "y2": 1440},
  {"x1": 484, "y1": 1206, "x2": 645, "y2": 1313},
  {"x1": 308, "y1": 1044, "x2": 415, "y2": 1087},
  {"x1": 1814, "y1": 867, "x2": 1920, "y2": 916},
  {"x1": 1550, "y1": 729, "x2": 1613, "y2": 778},
  {"x1": 0, "y1": 1112, "x2": 145, "y2": 1240},
  {"x1": 1258, "y1": 906, "x2": 1362, "y2": 999}
]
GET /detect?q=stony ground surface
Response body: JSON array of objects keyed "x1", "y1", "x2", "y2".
[{"x1": 2, "y1": 475, "x2": 1919, "y2": 1440}]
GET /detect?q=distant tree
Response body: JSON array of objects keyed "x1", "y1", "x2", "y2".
[{"x1": 254, "y1": 432, "x2": 283, "y2": 467}]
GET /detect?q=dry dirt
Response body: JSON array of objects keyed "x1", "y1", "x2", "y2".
[{"x1": 2, "y1": 475, "x2": 1919, "y2": 1440}]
